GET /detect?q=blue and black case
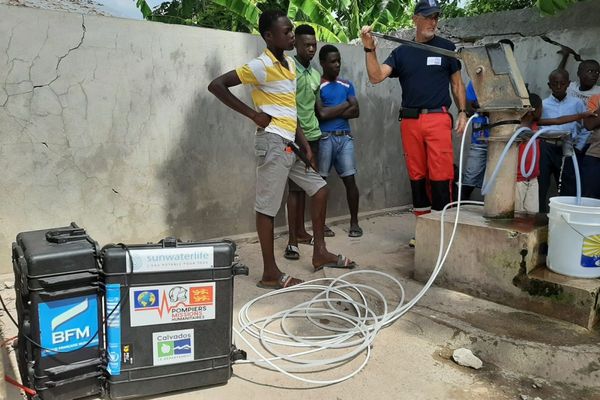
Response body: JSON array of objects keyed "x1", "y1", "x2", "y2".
[
  {"x1": 12, "y1": 223, "x2": 104, "y2": 400},
  {"x1": 101, "y1": 237, "x2": 247, "y2": 399}
]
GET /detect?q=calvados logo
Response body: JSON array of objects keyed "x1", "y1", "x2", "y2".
[
  {"x1": 158, "y1": 338, "x2": 191, "y2": 357},
  {"x1": 133, "y1": 290, "x2": 159, "y2": 309},
  {"x1": 153, "y1": 329, "x2": 194, "y2": 366},
  {"x1": 581, "y1": 234, "x2": 600, "y2": 268}
]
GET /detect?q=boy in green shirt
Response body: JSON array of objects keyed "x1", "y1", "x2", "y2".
[{"x1": 285, "y1": 25, "x2": 327, "y2": 260}]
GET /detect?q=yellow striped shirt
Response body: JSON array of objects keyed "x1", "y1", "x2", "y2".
[{"x1": 236, "y1": 49, "x2": 297, "y2": 141}]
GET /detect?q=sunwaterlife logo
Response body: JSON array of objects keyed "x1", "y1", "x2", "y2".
[
  {"x1": 129, "y1": 247, "x2": 215, "y2": 272},
  {"x1": 51, "y1": 298, "x2": 90, "y2": 344}
]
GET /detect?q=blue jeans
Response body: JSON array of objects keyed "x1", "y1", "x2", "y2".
[
  {"x1": 318, "y1": 134, "x2": 357, "y2": 178},
  {"x1": 462, "y1": 142, "x2": 487, "y2": 188}
]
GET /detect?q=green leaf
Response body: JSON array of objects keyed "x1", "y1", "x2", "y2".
[
  {"x1": 288, "y1": 0, "x2": 349, "y2": 42},
  {"x1": 288, "y1": 2, "x2": 300, "y2": 19},
  {"x1": 181, "y1": 0, "x2": 194, "y2": 18},
  {"x1": 209, "y1": 0, "x2": 261, "y2": 27},
  {"x1": 537, "y1": 0, "x2": 580, "y2": 15},
  {"x1": 135, "y1": 0, "x2": 153, "y2": 19},
  {"x1": 292, "y1": 20, "x2": 343, "y2": 42}
]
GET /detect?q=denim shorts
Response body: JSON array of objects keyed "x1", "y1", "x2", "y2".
[
  {"x1": 462, "y1": 142, "x2": 487, "y2": 188},
  {"x1": 318, "y1": 134, "x2": 357, "y2": 178}
]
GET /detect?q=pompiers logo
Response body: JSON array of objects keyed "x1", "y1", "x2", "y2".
[
  {"x1": 168, "y1": 287, "x2": 187, "y2": 303},
  {"x1": 51, "y1": 298, "x2": 91, "y2": 344}
]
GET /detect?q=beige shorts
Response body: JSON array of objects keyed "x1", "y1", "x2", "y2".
[
  {"x1": 515, "y1": 178, "x2": 539, "y2": 213},
  {"x1": 255, "y1": 131, "x2": 326, "y2": 217}
]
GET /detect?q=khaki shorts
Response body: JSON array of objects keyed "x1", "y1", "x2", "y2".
[
  {"x1": 515, "y1": 178, "x2": 539, "y2": 213},
  {"x1": 289, "y1": 139, "x2": 321, "y2": 192},
  {"x1": 255, "y1": 131, "x2": 326, "y2": 217}
]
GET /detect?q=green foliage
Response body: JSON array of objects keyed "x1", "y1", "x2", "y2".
[
  {"x1": 134, "y1": 0, "x2": 414, "y2": 42},
  {"x1": 536, "y1": 0, "x2": 582, "y2": 15},
  {"x1": 467, "y1": 0, "x2": 536, "y2": 15},
  {"x1": 439, "y1": 0, "x2": 584, "y2": 17},
  {"x1": 439, "y1": 0, "x2": 536, "y2": 17},
  {"x1": 437, "y1": 0, "x2": 467, "y2": 18},
  {"x1": 133, "y1": 0, "x2": 584, "y2": 43}
]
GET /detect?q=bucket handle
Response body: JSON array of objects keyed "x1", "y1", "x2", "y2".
[{"x1": 559, "y1": 213, "x2": 599, "y2": 238}]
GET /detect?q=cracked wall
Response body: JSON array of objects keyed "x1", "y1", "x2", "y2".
[
  {"x1": 2, "y1": 3, "x2": 598, "y2": 274},
  {"x1": 0, "y1": 5, "x2": 408, "y2": 272}
]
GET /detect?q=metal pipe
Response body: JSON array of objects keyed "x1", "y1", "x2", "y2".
[{"x1": 371, "y1": 32, "x2": 461, "y2": 59}]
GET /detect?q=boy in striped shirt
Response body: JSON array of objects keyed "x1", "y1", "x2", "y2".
[{"x1": 208, "y1": 10, "x2": 356, "y2": 289}]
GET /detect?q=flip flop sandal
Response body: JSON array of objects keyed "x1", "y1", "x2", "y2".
[
  {"x1": 348, "y1": 226, "x2": 363, "y2": 238},
  {"x1": 314, "y1": 254, "x2": 358, "y2": 272},
  {"x1": 298, "y1": 237, "x2": 314, "y2": 246},
  {"x1": 257, "y1": 273, "x2": 304, "y2": 289},
  {"x1": 324, "y1": 226, "x2": 335, "y2": 237},
  {"x1": 284, "y1": 245, "x2": 300, "y2": 260}
]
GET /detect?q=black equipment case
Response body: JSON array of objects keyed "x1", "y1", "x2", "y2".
[
  {"x1": 101, "y1": 237, "x2": 247, "y2": 399},
  {"x1": 12, "y1": 223, "x2": 104, "y2": 400}
]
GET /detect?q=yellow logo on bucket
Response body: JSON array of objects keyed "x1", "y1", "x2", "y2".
[{"x1": 581, "y1": 235, "x2": 600, "y2": 268}]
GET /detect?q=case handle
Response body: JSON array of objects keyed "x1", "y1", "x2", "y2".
[{"x1": 45, "y1": 222, "x2": 87, "y2": 244}]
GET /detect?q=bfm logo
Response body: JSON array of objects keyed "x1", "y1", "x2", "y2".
[
  {"x1": 51, "y1": 298, "x2": 90, "y2": 344},
  {"x1": 39, "y1": 295, "x2": 99, "y2": 356}
]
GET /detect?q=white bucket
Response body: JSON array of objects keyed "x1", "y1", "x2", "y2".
[{"x1": 547, "y1": 196, "x2": 600, "y2": 278}]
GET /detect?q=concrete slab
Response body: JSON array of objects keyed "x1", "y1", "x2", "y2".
[
  {"x1": 0, "y1": 212, "x2": 598, "y2": 399},
  {"x1": 414, "y1": 206, "x2": 600, "y2": 329}
]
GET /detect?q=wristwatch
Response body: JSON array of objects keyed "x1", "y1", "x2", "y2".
[
  {"x1": 364, "y1": 47, "x2": 376, "y2": 53},
  {"x1": 458, "y1": 109, "x2": 467, "y2": 115}
]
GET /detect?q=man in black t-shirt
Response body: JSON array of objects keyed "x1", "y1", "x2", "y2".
[{"x1": 360, "y1": 0, "x2": 467, "y2": 246}]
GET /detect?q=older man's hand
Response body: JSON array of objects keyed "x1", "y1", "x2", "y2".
[{"x1": 360, "y1": 26, "x2": 376, "y2": 50}]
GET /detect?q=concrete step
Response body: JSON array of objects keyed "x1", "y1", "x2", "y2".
[
  {"x1": 520, "y1": 266, "x2": 600, "y2": 330},
  {"x1": 324, "y1": 266, "x2": 600, "y2": 393},
  {"x1": 414, "y1": 206, "x2": 600, "y2": 330}
]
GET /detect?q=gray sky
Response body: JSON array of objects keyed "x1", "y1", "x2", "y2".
[{"x1": 97, "y1": 0, "x2": 164, "y2": 19}]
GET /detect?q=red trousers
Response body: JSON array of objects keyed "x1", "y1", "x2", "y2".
[{"x1": 400, "y1": 112, "x2": 454, "y2": 214}]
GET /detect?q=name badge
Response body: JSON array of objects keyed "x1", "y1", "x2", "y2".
[{"x1": 427, "y1": 57, "x2": 442, "y2": 66}]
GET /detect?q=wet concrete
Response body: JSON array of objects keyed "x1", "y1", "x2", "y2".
[{"x1": 1, "y1": 211, "x2": 599, "y2": 399}]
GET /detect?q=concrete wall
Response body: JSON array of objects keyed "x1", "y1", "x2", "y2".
[
  {"x1": 0, "y1": 5, "x2": 408, "y2": 272},
  {"x1": 437, "y1": 1, "x2": 600, "y2": 102},
  {"x1": 1, "y1": 1, "x2": 599, "y2": 273}
]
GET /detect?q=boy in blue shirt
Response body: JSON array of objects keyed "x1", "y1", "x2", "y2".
[
  {"x1": 539, "y1": 69, "x2": 587, "y2": 212},
  {"x1": 316, "y1": 45, "x2": 362, "y2": 237}
]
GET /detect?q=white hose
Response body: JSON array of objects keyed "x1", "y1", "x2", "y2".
[
  {"x1": 572, "y1": 151, "x2": 582, "y2": 204},
  {"x1": 480, "y1": 126, "x2": 529, "y2": 195},
  {"x1": 233, "y1": 115, "x2": 482, "y2": 385},
  {"x1": 519, "y1": 127, "x2": 582, "y2": 205}
]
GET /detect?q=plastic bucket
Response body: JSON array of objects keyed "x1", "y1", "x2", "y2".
[{"x1": 547, "y1": 196, "x2": 600, "y2": 278}]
